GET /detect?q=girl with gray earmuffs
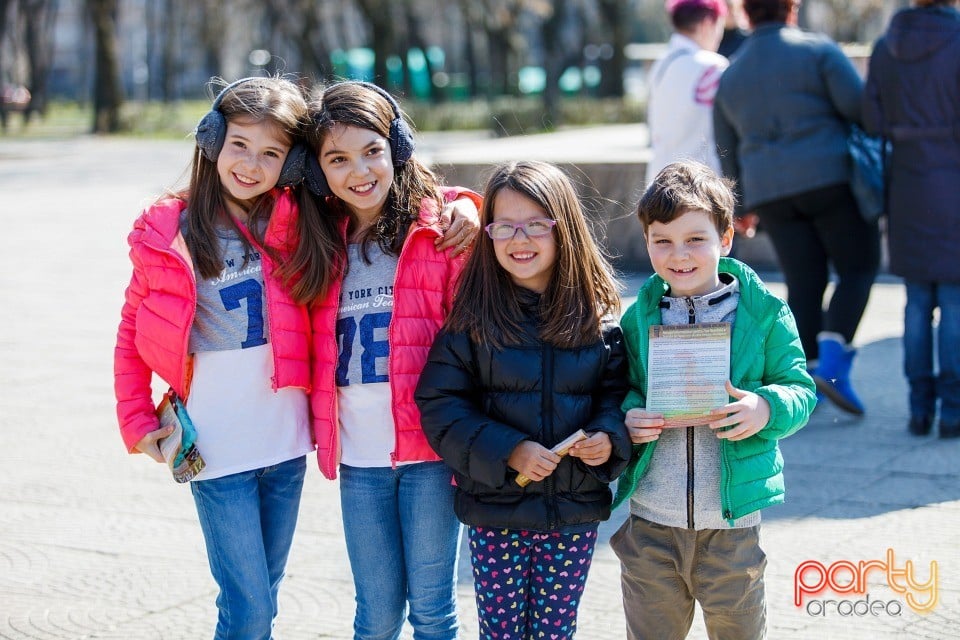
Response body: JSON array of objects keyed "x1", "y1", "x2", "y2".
[
  {"x1": 114, "y1": 75, "x2": 325, "y2": 639},
  {"x1": 295, "y1": 80, "x2": 482, "y2": 640}
]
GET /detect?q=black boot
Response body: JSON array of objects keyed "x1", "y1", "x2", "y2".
[
  {"x1": 940, "y1": 421, "x2": 960, "y2": 439},
  {"x1": 908, "y1": 416, "x2": 932, "y2": 436}
]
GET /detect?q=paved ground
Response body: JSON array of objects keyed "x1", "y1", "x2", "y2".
[{"x1": 1, "y1": 132, "x2": 958, "y2": 639}]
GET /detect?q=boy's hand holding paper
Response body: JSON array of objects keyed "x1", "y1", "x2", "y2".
[
  {"x1": 625, "y1": 408, "x2": 665, "y2": 444},
  {"x1": 706, "y1": 380, "x2": 771, "y2": 441}
]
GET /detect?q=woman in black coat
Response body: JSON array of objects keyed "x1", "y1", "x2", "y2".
[{"x1": 864, "y1": 0, "x2": 960, "y2": 438}]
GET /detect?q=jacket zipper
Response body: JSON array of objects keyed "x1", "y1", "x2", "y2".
[
  {"x1": 685, "y1": 297, "x2": 696, "y2": 529},
  {"x1": 261, "y1": 252, "x2": 279, "y2": 390},
  {"x1": 387, "y1": 225, "x2": 433, "y2": 467},
  {"x1": 721, "y1": 446, "x2": 734, "y2": 521},
  {"x1": 330, "y1": 275, "x2": 344, "y2": 469},
  {"x1": 235, "y1": 222, "x2": 281, "y2": 391},
  {"x1": 153, "y1": 238, "x2": 196, "y2": 399},
  {"x1": 543, "y1": 340, "x2": 560, "y2": 529}
]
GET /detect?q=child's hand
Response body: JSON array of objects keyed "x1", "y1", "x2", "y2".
[
  {"x1": 134, "y1": 424, "x2": 175, "y2": 463},
  {"x1": 435, "y1": 197, "x2": 480, "y2": 257},
  {"x1": 708, "y1": 380, "x2": 771, "y2": 441},
  {"x1": 625, "y1": 408, "x2": 664, "y2": 444},
  {"x1": 508, "y1": 440, "x2": 561, "y2": 483},
  {"x1": 569, "y1": 432, "x2": 612, "y2": 466}
]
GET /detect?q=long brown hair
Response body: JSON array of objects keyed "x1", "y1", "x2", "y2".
[
  {"x1": 447, "y1": 161, "x2": 621, "y2": 349},
  {"x1": 304, "y1": 81, "x2": 442, "y2": 259},
  {"x1": 184, "y1": 76, "x2": 308, "y2": 280},
  {"x1": 275, "y1": 185, "x2": 343, "y2": 304}
]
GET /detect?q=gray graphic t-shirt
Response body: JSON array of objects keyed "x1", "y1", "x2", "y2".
[
  {"x1": 188, "y1": 223, "x2": 268, "y2": 353},
  {"x1": 178, "y1": 214, "x2": 312, "y2": 481},
  {"x1": 336, "y1": 242, "x2": 399, "y2": 467},
  {"x1": 336, "y1": 243, "x2": 398, "y2": 387}
]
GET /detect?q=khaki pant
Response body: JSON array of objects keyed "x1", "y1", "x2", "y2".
[{"x1": 610, "y1": 515, "x2": 767, "y2": 640}]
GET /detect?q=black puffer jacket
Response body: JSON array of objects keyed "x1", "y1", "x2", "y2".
[{"x1": 415, "y1": 294, "x2": 630, "y2": 531}]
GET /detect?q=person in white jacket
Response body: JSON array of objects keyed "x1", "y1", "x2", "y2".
[{"x1": 645, "y1": 0, "x2": 729, "y2": 186}]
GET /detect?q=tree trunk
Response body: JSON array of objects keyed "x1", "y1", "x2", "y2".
[
  {"x1": 20, "y1": 0, "x2": 57, "y2": 122},
  {"x1": 161, "y1": 0, "x2": 176, "y2": 101},
  {"x1": 404, "y1": 0, "x2": 437, "y2": 100},
  {"x1": 0, "y1": 0, "x2": 12, "y2": 129},
  {"x1": 540, "y1": 0, "x2": 565, "y2": 128},
  {"x1": 199, "y1": 0, "x2": 223, "y2": 80},
  {"x1": 355, "y1": 0, "x2": 395, "y2": 85},
  {"x1": 262, "y1": 0, "x2": 334, "y2": 81},
  {"x1": 457, "y1": 0, "x2": 479, "y2": 98},
  {"x1": 87, "y1": 0, "x2": 123, "y2": 133},
  {"x1": 596, "y1": 0, "x2": 626, "y2": 97},
  {"x1": 480, "y1": 0, "x2": 522, "y2": 98}
]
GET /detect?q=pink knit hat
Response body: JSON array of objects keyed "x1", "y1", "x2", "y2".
[{"x1": 665, "y1": 0, "x2": 728, "y2": 16}]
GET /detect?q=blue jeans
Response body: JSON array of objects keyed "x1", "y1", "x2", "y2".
[
  {"x1": 191, "y1": 455, "x2": 306, "y2": 640},
  {"x1": 904, "y1": 281, "x2": 960, "y2": 423},
  {"x1": 340, "y1": 462, "x2": 461, "y2": 640}
]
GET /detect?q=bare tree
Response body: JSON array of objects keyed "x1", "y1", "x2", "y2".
[
  {"x1": 262, "y1": 0, "x2": 335, "y2": 82},
  {"x1": 594, "y1": 0, "x2": 629, "y2": 97},
  {"x1": 0, "y1": 0, "x2": 14, "y2": 129},
  {"x1": 87, "y1": 0, "x2": 123, "y2": 132},
  {"x1": 457, "y1": 0, "x2": 480, "y2": 97},
  {"x1": 18, "y1": 0, "x2": 57, "y2": 122},
  {"x1": 539, "y1": 0, "x2": 564, "y2": 125},
  {"x1": 403, "y1": 0, "x2": 439, "y2": 100},
  {"x1": 477, "y1": 0, "x2": 526, "y2": 97},
  {"x1": 198, "y1": 0, "x2": 224, "y2": 80},
  {"x1": 161, "y1": 0, "x2": 178, "y2": 100},
  {"x1": 355, "y1": 0, "x2": 402, "y2": 84}
]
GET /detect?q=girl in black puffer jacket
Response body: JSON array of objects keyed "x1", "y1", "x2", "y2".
[{"x1": 415, "y1": 161, "x2": 630, "y2": 640}]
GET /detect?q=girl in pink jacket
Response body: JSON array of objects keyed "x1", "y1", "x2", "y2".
[
  {"x1": 113, "y1": 76, "x2": 337, "y2": 639},
  {"x1": 299, "y1": 81, "x2": 481, "y2": 640}
]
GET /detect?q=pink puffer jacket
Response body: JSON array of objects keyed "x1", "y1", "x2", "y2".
[
  {"x1": 310, "y1": 187, "x2": 482, "y2": 479},
  {"x1": 114, "y1": 190, "x2": 311, "y2": 453}
]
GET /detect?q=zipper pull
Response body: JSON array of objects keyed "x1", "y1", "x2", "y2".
[{"x1": 686, "y1": 297, "x2": 696, "y2": 324}]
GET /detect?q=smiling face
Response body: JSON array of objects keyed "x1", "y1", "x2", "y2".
[
  {"x1": 490, "y1": 188, "x2": 557, "y2": 294},
  {"x1": 645, "y1": 208, "x2": 734, "y2": 297},
  {"x1": 318, "y1": 123, "x2": 395, "y2": 226},
  {"x1": 216, "y1": 117, "x2": 291, "y2": 220}
]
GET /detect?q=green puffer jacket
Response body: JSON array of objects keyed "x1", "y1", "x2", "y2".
[{"x1": 613, "y1": 258, "x2": 816, "y2": 521}]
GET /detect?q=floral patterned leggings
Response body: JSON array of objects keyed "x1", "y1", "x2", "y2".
[{"x1": 468, "y1": 525, "x2": 599, "y2": 640}]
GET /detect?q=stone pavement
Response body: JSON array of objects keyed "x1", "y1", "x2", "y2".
[{"x1": 1, "y1": 132, "x2": 957, "y2": 640}]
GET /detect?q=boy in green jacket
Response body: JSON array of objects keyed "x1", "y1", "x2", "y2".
[{"x1": 610, "y1": 160, "x2": 816, "y2": 640}]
